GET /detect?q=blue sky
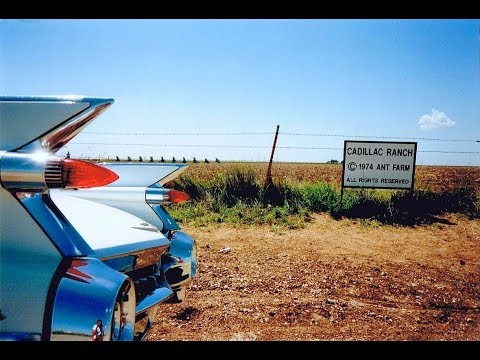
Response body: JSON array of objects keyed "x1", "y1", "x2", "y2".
[{"x1": 1, "y1": 19, "x2": 479, "y2": 165}]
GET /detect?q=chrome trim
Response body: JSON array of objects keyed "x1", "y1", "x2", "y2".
[
  {"x1": 0, "y1": 152, "x2": 66, "y2": 191},
  {"x1": 18, "y1": 192, "x2": 94, "y2": 257},
  {"x1": 0, "y1": 95, "x2": 104, "y2": 102},
  {"x1": 102, "y1": 255, "x2": 138, "y2": 273},
  {"x1": 95, "y1": 239, "x2": 170, "y2": 263},
  {"x1": 41, "y1": 101, "x2": 112, "y2": 152},
  {"x1": 145, "y1": 187, "x2": 172, "y2": 203},
  {"x1": 0, "y1": 152, "x2": 53, "y2": 190},
  {"x1": 162, "y1": 231, "x2": 197, "y2": 303},
  {"x1": 111, "y1": 278, "x2": 136, "y2": 341},
  {"x1": 44, "y1": 157, "x2": 63, "y2": 188},
  {"x1": 50, "y1": 257, "x2": 135, "y2": 341},
  {"x1": 170, "y1": 231, "x2": 197, "y2": 278},
  {"x1": 163, "y1": 261, "x2": 191, "y2": 303},
  {"x1": 136, "y1": 286, "x2": 173, "y2": 315},
  {"x1": 95, "y1": 238, "x2": 169, "y2": 262},
  {"x1": 134, "y1": 307, "x2": 157, "y2": 341}
]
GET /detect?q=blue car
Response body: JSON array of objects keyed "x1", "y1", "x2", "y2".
[{"x1": 0, "y1": 96, "x2": 197, "y2": 341}]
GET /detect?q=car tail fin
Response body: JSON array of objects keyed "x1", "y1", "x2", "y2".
[
  {"x1": 1, "y1": 96, "x2": 117, "y2": 192},
  {"x1": 52, "y1": 163, "x2": 190, "y2": 233},
  {"x1": 0, "y1": 96, "x2": 113, "y2": 152},
  {"x1": 98, "y1": 162, "x2": 188, "y2": 187}
]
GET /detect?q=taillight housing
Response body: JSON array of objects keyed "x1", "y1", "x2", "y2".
[
  {"x1": 47, "y1": 158, "x2": 119, "y2": 189},
  {"x1": 145, "y1": 188, "x2": 190, "y2": 205},
  {"x1": 0, "y1": 152, "x2": 118, "y2": 191},
  {"x1": 164, "y1": 189, "x2": 190, "y2": 204}
]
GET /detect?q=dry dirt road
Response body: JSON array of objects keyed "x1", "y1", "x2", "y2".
[{"x1": 147, "y1": 213, "x2": 479, "y2": 341}]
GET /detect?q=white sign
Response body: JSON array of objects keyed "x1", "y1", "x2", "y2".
[{"x1": 342, "y1": 141, "x2": 417, "y2": 190}]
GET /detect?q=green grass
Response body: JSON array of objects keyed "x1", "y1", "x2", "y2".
[
  {"x1": 169, "y1": 166, "x2": 479, "y2": 227},
  {"x1": 168, "y1": 201, "x2": 310, "y2": 231}
]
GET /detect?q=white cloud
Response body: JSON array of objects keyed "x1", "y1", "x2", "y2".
[{"x1": 418, "y1": 109, "x2": 455, "y2": 130}]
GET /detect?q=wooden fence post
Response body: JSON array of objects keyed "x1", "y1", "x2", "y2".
[{"x1": 265, "y1": 125, "x2": 280, "y2": 187}]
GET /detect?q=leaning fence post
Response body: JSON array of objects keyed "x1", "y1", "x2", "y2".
[{"x1": 265, "y1": 125, "x2": 280, "y2": 188}]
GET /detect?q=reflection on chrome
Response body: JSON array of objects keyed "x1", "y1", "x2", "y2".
[
  {"x1": 41, "y1": 100, "x2": 112, "y2": 152},
  {"x1": 50, "y1": 257, "x2": 135, "y2": 341},
  {"x1": 111, "y1": 279, "x2": 135, "y2": 341},
  {"x1": 102, "y1": 246, "x2": 175, "y2": 340},
  {"x1": 162, "y1": 231, "x2": 197, "y2": 303},
  {"x1": 100, "y1": 244, "x2": 169, "y2": 271},
  {"x1": 134, "y1": 307, "x2": 157, "y2": 341}
]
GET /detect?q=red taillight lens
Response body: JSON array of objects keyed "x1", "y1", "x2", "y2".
[
  {"x1": 62, "y1": 159, "x2": 119, "y2": 189},
  {"x1": 168, "y1": 189, "x2": 190, "y2": 204},
  {"x1": 1, "y1": 153, "x2": 118, "y2": 191}
]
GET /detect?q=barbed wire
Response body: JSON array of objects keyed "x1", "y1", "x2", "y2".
[
  {"x1": 82, "y1": 132, "x2": 273, "y2": 136},
  {"x1": 281, "y1": 133, "x2": 479, "y2": 142},
  {"x1": 82, "y1": 131, "x2": 479, "y2": 143},
  {"x1": 70, "y1": 142, "x2": 480, "y2": 154}
]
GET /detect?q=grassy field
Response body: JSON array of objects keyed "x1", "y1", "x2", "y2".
[
  {"x1": 166, "y1": 163, "x2": 479, "y2": 230},
  {"x1": 92, "y1": 159, "x2": 479, "y2": 228},
  {"x1": 94, "y1": 159, "x2": 479, "y2": 193},
  {"x1": 178, "y1": 162, "x2": 480, "y2": 193}
]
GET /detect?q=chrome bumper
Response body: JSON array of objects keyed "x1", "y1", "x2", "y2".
[
  {"x1": 162, "y1": 231, "x2": 197, "y2": 303},
  {"x1": 50, "y1": 257, "x2": 135, "y2": 341}
]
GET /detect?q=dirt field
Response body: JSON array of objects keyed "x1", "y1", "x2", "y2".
[{"x1": 147, "y1": 213, "x2": 479, "y2": 341}]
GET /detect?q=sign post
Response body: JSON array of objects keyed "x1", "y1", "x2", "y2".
[{"x1": 342, "y1": 140, "x2": 417, "y2": 192}]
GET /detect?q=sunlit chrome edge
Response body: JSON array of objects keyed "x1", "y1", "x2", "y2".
[
  {"x1": 95, "y1": 239, "x2": 170, "y2": 264},
  {"x1": 0, "y1": 152, "x2": 61, "y2": 191},
  {"x1": 162, "y1": 231, "x2": 197, "y2": 303}
]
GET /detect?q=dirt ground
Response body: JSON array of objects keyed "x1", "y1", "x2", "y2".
[{"x1": 147, "y1": 213, "x2": 479, "y2": 341}]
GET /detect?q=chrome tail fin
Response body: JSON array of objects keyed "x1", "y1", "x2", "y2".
[
  {"x1": 52, "y1": 163, "x2": 190, "y2": 232},
  {"x1": 0, "y1": 96, "x2": 113, "y2": 152}
]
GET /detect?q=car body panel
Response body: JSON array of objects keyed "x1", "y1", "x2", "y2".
[
  {"x1": 49, "y1": 192, "x2": 170, "y2": 258},
  {"x1": 51, "y1": 187, "x2": 166, "y2": 233},
  {"x1": 0, "y1": 187, "x2": 62, "y2": 336},
  {"x1": 100, "y1": 162, "x2": 188, "y2": 187}
]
